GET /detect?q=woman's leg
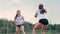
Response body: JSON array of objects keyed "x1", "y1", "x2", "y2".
[
  {"x1": 41, "y1": 25, "x2": 48, "y2": 34},
  {"x1": 32, "y1": 23, "x2": 42, "y2": 34},
  {"x1": 16, "y1": 26, "x2": 19, "y2": 34},
  {"x1": 20, "y1": 26, "x2": 26, "y2": 34}
]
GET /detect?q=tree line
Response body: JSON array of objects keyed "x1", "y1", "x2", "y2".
[{"x1": 0, "y1": 18, "x2": 60, "y2": 33}]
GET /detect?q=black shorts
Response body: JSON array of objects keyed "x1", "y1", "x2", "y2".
[
  {"x1": 39, "y1": 19, "x2": 49, "y2": 25},
  {"x1": 16, "y1": 24, "x2": 24, "y2": 27}
]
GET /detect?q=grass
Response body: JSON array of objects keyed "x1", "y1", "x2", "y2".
[{"x1": 0, "y1": 30, "x2": 60, "y2": 34}]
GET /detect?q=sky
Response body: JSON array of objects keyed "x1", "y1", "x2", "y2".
[{"x1": 0, "y1": 0, "x2": 60, "y2": 24}]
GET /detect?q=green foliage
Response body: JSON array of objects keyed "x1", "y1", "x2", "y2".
[{"x1": 0, "y1": 18, "x2": 60, "y2": 34}]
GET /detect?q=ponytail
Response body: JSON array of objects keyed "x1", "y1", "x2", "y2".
[{"x1": 39, "y1": 4, "x2": 47, "y2": 14}]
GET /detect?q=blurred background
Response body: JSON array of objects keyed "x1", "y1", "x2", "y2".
[{"x1": 0, "y1": 0, "x2": 60, "y2": 34}]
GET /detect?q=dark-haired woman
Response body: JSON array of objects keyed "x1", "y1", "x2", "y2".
[
  {"x1": 32, "y1": 4, "x2": 49, "y2": 34},
  {"x1": 14, "y1": 10, "x2": 25, "y2": 34}
]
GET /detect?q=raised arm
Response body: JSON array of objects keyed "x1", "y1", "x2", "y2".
[{"x1": 43, "y1": 9, "x2": 47, "y2": 13}]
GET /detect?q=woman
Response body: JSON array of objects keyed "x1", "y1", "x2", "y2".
[
  {"x1": 14, "y1": 10, "x2": 26, "y2": 34},
  {"x1": 32, "y1": 4, "x2": 49, "y2": 34}
]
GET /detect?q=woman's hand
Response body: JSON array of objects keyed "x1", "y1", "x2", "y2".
[
  {"x1": 35, "y1": 13, "x2": 37, "y2": 18},
  {"x1": 22, "y1": 21, "x2": 24, "y2": 24}
]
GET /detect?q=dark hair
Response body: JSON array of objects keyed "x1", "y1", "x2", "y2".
[
  {"x1": 39, "y1": 4, "x2": 46, "y2": 14},
  {"x1": 15, "y1": 10, "x2": 20, "y2": 19},
  {"x1": 39, "y1": 4, "x2": 43, "y2": 9},
  {"x1": 15, "y1": 14, "x2": 18, "y2": 19}
]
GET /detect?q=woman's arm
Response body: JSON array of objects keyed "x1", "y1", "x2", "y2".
[
  {"x1": 43, "y1": 9, "x2": 47, "y2": 13},
  {"x1": 14, "y1": 18, "x2": 16, "y2": 23},
  {"x1": 22, "y1": 16, "x2": 25, "y2": 24}
]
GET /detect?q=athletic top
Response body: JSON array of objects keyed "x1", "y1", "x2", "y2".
[
  {"x1": 16, "y1": 16, "x2": 23, "y2": 25},
  {"x1": 36, "y1": 9, "x2": 46, "y2": 20}
]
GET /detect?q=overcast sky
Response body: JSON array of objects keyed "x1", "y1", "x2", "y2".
[{"x1": 0, "y1": 0, "x2": 60, "y2": 24}]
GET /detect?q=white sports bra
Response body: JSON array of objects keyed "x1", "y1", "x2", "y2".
[{"x1": 16, "y1": 16, "x2": 23, "y2": 25}]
